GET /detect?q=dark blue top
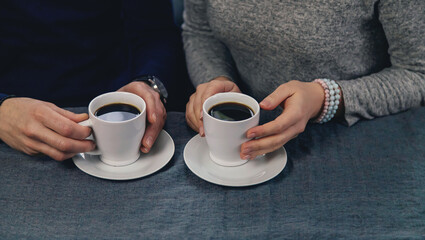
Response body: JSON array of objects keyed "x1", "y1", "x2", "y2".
[{"x1": 0, "y1": 0, "x2": 190, "y2": 108}]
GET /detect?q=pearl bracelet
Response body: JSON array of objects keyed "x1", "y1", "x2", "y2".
[{"x1": 313, "y1": 79, "x2": 340, "y2": 124}]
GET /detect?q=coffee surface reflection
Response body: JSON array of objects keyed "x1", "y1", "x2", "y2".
[
  {"x1": 95, "y1": 103, "x2": 140, "y2": 122},
  {"x1": 208, "y1": 102, "x2": 254, "y2": 121}
]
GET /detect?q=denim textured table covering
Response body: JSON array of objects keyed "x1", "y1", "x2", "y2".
[{"x1": 1, "y1": 108, "x2": 424, "y2": 239}]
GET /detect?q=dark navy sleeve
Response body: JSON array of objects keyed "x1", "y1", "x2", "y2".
[{"x1": 121, "y1": 0, "x2": 183, "y2": 88}]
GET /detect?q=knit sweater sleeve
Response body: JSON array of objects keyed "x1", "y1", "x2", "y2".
[
  {"x1": 182, "y1": 0, "x2": 239, "y2": 87},
  {"x1": 338, "y1": 0, "x2": 425, "y2": 126}
]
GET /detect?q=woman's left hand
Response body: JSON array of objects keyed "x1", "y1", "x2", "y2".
[{"x1": 240, "y1": 80, "x2": 325, "y2": 160}]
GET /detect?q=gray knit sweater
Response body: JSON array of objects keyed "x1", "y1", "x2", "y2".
[{"x1": 182, "y1": 0, "x2": 425, "y2": 126}]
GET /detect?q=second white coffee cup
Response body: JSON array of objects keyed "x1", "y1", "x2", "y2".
[
  {"x1": 203, "y1": 92, "x2": 260, "y2": 167},
  {"x1": 80, "y1": 92, "x2": 146, "y2": 166}
]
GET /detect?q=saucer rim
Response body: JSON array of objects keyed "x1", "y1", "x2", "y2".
[
  {"x1": 73, "y1": 130, "x2": 174, "y2": 180},
  {"x1": 183, "y1": 134, "x2": 287, "y2": 187}
]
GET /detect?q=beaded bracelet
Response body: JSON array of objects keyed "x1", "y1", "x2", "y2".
[{"x1": 313, "y1": 79, "x2": 340, "y2": 124}]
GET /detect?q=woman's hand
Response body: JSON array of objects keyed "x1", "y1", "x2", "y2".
[
  {"x1": 185, "y1": 77, "x2": 241, "y2": 136},
  {"x1": 0, "y1": 98, "x2": 95, "y2": 161},
  {"x1": 240, "y1": 80, "x2": 325, "y2": 159}
]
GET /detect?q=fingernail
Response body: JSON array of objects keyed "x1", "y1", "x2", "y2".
[
  {"x1": 260, "y1": 100, "x2": 269, "y2": 107},
  {"x1": 243, "y1": 155, "x2": 251, "y2": 160},
  {"x1": 200, "y1": 126, "x2": 205, "y2": 137},
  {"x1": 141, "y1": 147, "x2": 149, "y2": 153},
  {"x1": 152, "y1": 113, "x2": 157, "y2": 123},
  {"x1": 247, "y1": 133, "x2": 255, "y2": 139},
  {"x1": 146, "y1": 136, "x2": 153, "y2": 148}
]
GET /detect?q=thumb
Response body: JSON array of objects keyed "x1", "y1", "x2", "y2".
[
  {"x1": 260, "y1": 85, "x2": 293, "y2": 110},
  {"x1": 72, "y1": 113, "x2": 90, "y2": 123}
]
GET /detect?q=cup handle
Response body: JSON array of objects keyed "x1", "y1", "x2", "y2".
[{"x1": 79, "y1": 119, "x2": 101, "y2": 155}]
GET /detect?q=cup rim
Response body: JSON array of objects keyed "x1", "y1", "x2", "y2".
[
  {"x1": 88, "y1": 92, "x2": 146, "y2": 124},
  {"x1": 202, "y1": 92, "x2": 260, "y2": 124}
]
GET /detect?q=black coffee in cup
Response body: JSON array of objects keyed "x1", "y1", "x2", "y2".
[
  {"x1": 208, "y1": 102, "x2": 254, "y2": 121},
  {"x1": 95, "y1": 103, "x2": 141, "y2": 122}
]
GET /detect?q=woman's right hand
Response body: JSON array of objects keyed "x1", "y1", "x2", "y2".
[{"x1": 185, "y1": 77, "x2": 241, "y2": 136}]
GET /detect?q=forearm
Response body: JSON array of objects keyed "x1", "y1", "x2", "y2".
[
  {"x1": 337, "y1": 0, "x2": 425, "y2": 126},
  {"x1": 338, "y1": 68, "x2": 425, "y2": 126}
]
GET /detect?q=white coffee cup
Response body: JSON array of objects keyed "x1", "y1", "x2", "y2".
[
  {"x1": 203, "y1": 92, "x2": 260, "y2": 167},
  {"x1": 79, "y1": 92, "x2": 146, "y2": 166}
]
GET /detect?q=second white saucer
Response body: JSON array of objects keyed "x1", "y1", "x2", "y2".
[
  {"x1": 184, "y1": 134, "x2": 287, "y2": 187},
  {"x1": 73, "y1": 130, "x2": 174, "y2": 180}
]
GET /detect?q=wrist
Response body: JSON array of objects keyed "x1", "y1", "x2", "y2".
[
  {"x1": 210, "y1": 76, "x2": 233, "y2": 83},
  {"x1": 309, "y1": 82, "x2": 326, "y2": 120},
  {"x1": 0, "y1": 94, "x2": 17, "y2": 107},
  {"x1": 132, "y1": 75, "x2": 168, "y2": 105}
]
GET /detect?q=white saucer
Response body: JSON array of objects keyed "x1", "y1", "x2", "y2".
[
  {"x1": 183, "y1": 134, "x2": 287, "y2": 187},
  {"x1": 73, "y1": 130, "x2": 174, "y2": 180}
]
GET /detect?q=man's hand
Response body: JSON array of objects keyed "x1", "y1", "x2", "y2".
[
  {"x1": 0, "y1": 98, "x2": 95, "y2": 161},
  {"x1": 118, "y1": 81, "x2": 166, "y2": 153}
]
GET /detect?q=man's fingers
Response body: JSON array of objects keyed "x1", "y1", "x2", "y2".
[
  {"x1": 140, "y1": 117, "x2": 164, "y2": 153},
  {"x1": 141, "y1": 91, "x2": 166, "y2": 153},
  {"x1": 32, "y1": 125, "x2": 95, "y2": 154},
  {"x1": 51, "y1": 105, "x2": 89, "y2": 123},
  {"x1": 40, "y1": 109, "x2": 92, "y2": 140},
  {"x1": 23, "y1": 136, "x2": 80, "y2": 161},
  {"x1": 117, "y1": 81, "x2": 168, "y2": 153},
  {"x1": 118, "y1": 81, "x2": 161, "y2": 124},
  {"x1": 141, "y1": 89, "x2": 160, "y2": 124}
]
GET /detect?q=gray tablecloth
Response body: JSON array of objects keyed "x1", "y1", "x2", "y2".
[{"x1": 1, "y1": 108, "x2": 424, "y2": 239}]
